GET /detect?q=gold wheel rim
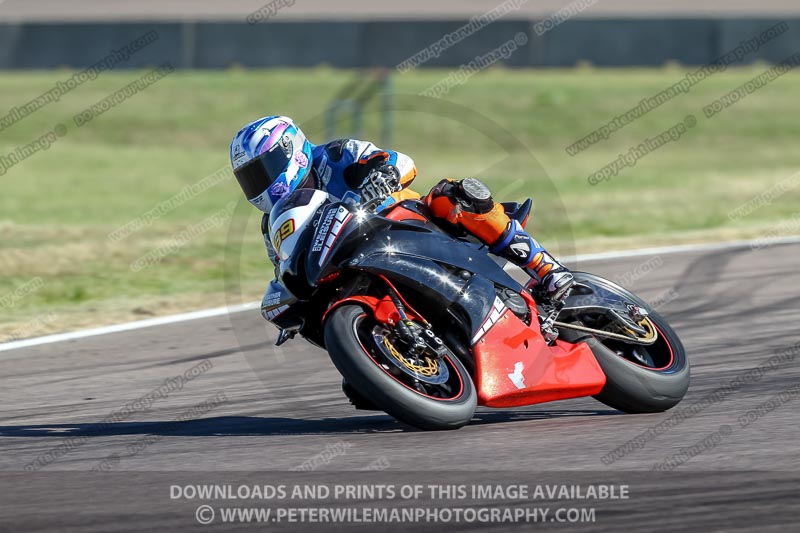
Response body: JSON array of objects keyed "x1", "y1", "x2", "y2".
[{"x1": 382, "y1": 337, "x2": 439, "y2": 377}]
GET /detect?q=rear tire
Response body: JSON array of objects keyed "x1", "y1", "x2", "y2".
[
  {"x1": 324, "y1": 305, "x2": 477, "y2": 430},
  {"x1": 569, "y1": 272, "x2": 690, "y2": 413}
]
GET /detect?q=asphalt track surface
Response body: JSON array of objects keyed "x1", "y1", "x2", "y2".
[{"x1": 1, "y1": 242, "x2": 799, "y2": 531}]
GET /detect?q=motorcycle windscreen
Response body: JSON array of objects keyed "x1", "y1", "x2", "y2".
[
  {"x1": 471, "y1": 299, "x2": 606, "y2": 408},
  {"x1": 268, "y1": 189, "x2": 328, "y2": 261}
]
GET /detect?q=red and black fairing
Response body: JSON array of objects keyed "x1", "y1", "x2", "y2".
[
  {"x1": 315, "y1": 202, "x2": 526, "y2": 345},
  {"x1": 468, "y1": 289, "x2": 605, "y2": 408},
  {"x1": 274, "y1": 194, "x2": 605, "y2": 406}
]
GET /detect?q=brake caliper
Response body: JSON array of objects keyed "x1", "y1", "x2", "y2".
[
  {"x1": 395, "y1": 322, "x2": 446, "y2": 359},
  {"x1": 627, "y1": 303, "x2": 649, "y2": 322}
]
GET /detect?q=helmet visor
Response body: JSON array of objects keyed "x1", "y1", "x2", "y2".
[{"x1": 234, "y1": 146, "x2": 292, "y2": 200}]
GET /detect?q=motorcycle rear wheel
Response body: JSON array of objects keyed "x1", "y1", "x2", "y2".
[{"x1": 567, "y1": 272, "x2": 690, "y2": 413}]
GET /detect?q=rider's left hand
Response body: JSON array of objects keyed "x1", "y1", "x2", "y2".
[{"x1": 359, "y1": 164, "x2": 401, "y2": 205}]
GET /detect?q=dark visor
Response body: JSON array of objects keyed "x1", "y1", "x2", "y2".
[{"x1": 234, "y1": 146, "x2": 292, "y2": 200}]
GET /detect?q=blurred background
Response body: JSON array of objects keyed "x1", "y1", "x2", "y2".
[{"x1": 1, "y1": 0, "x2": 799, "y2": 340}]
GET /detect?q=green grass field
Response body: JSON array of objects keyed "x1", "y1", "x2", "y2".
[{"x1": 1, "y1": 67, "x2": 799, "y2": 339}]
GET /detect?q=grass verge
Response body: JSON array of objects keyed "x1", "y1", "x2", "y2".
[{"x1": 1, "y1": 67, "x2": 799, "y2": 338}]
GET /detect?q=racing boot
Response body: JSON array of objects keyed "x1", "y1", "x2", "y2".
[{"x1": 491, "y1": 217, "x2": 574, "y2": 302}]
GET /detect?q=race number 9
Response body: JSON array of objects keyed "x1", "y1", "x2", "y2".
[{"x1": 274, "y1": 219, "x2": 296, "y2": 251}]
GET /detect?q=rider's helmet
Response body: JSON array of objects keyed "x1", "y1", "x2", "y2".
[{"x1": 230, "y1": 116, "x2": 314, "y2": 213}]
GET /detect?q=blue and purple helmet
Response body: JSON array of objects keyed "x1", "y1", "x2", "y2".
[{"x1": 230, "y1": 116, "x2": 314, "y2": 213}]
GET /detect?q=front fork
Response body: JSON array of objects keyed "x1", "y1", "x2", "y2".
[
  {"x1": 322, "y1": 277, "x2": 448, "y2": 360},
  {"x1": 385, "y1": 291, "x2": 448, "y2": 359}
]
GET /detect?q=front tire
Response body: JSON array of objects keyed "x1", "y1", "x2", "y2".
[{"x1": 324, "y1": 305, "x2": 477, "y2": 430}]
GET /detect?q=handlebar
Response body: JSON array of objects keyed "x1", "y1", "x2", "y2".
[{"x1": 359, "y1": 196, "x2": 384, "y2": 213}]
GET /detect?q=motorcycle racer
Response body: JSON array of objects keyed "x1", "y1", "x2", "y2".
[{"x1": 230, "y1": 115, "x2": 575, "y2": 323}]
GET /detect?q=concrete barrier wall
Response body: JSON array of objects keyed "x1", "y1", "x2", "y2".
[{"x1": 0, "y1": 18, "x2": 798, "y2": 69}]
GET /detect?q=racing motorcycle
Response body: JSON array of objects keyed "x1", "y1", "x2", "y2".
[{"x1": 262, "y1": 188, "x2": 690, "y2": 430}]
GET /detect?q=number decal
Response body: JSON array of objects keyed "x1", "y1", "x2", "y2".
[
  {"x1": 273, "y1": 219, "x2": 296, "y2": 252},
  {"x1": 279, "y1": 219, "x2": 295, "y2": 240}
]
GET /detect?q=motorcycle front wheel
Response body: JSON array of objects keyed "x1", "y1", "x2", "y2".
[{"x1": 324, "y1": 304, "x2": 477, "y2": 430}]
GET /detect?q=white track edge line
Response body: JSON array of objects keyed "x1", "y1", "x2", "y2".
[
  {"x1": 0, "y1": 302, "x2": 260, "y2": 353},
  {"x1": 559, "y1": 235, "x2": 800, "y2": 264},
  {"x1": 2, "y1": 235, "x2": 799, "y2": 352}
]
